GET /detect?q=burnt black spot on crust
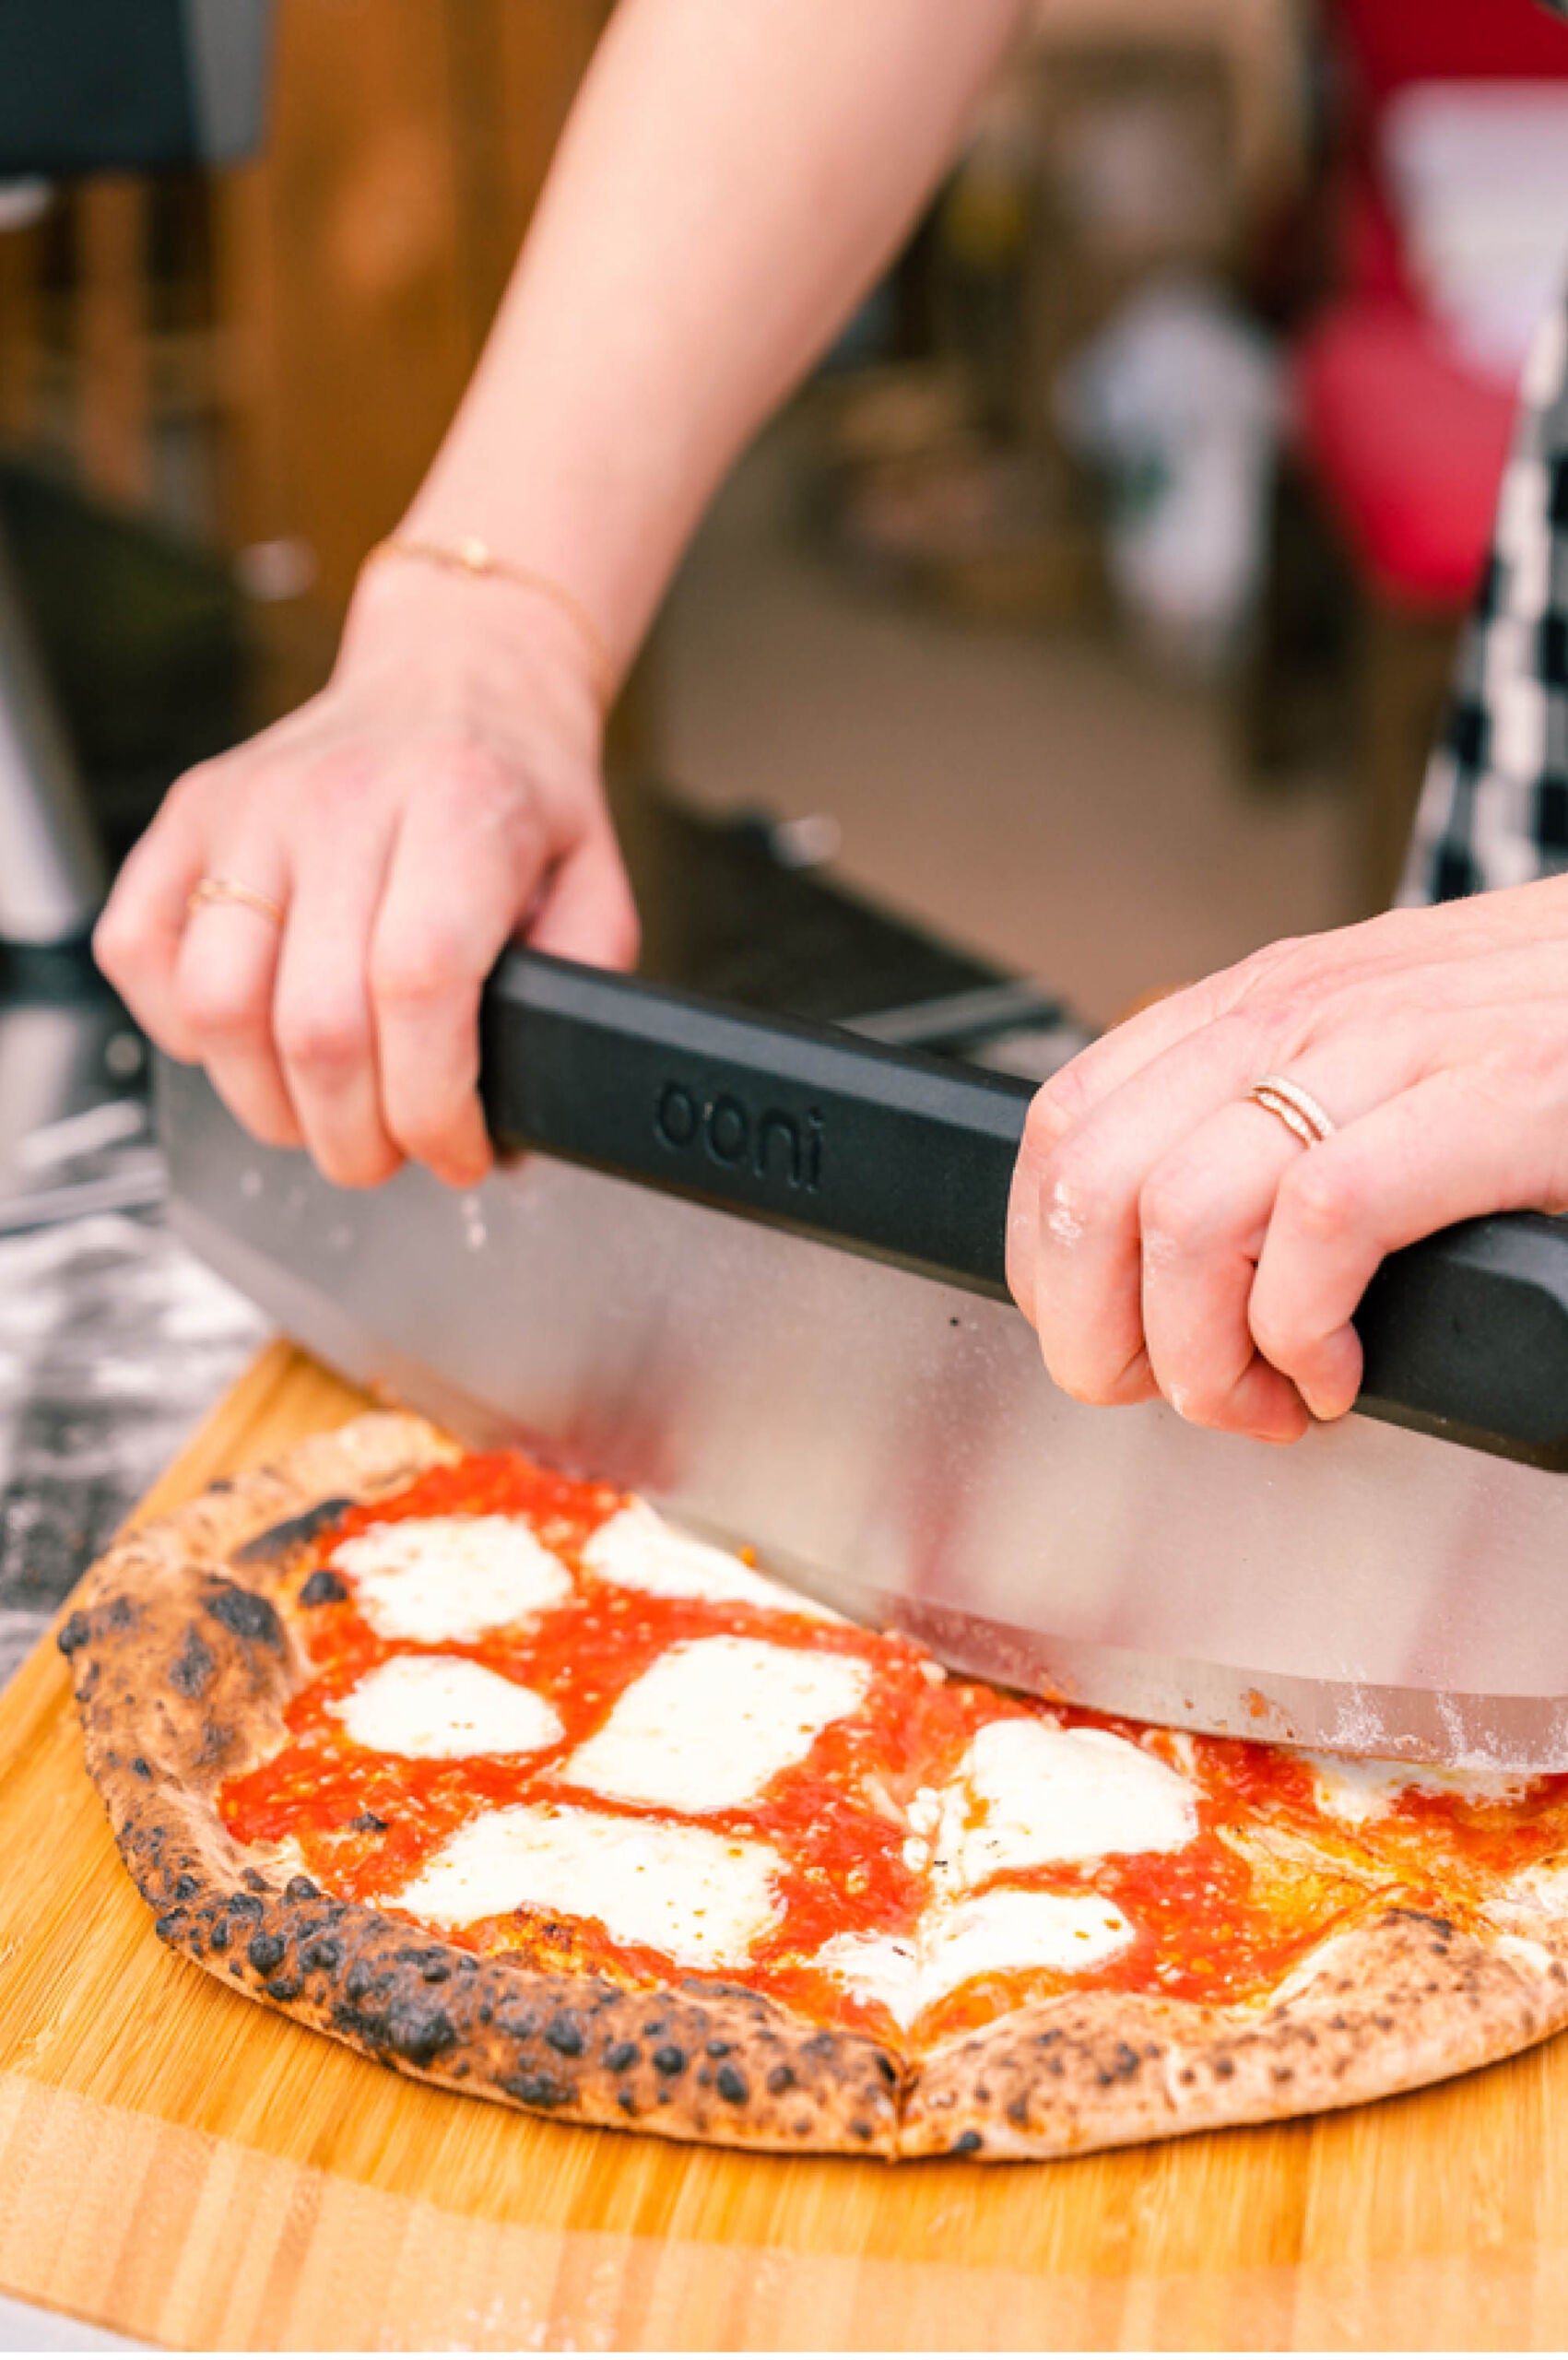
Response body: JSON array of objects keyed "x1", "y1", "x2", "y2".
[
  {"x1": 57, "y1": 1611, "x2": 90, "y2": 1658},
  {"x1": 283, "y1": 1875, "x2": 321, "y2": 1904},
  {"x1": 1097, "y1": 2042, "x2": 1141, "y2": 2086},
  {"x1": 715, "y1": 2065, "x2": 749, "y2": 2106},
  {"x1": 265, "y1": 1976, "x2": 301, "y2": 2003},
  {"x1": 234, "y1": 1499, "x2": 354, "y2": 1565},
  {"x1": 604, "y1": 2041, "x2": 639, "y2": 2073},
  {"x1": 299, "y1": 1568, "x2": 349, "y2": 1608},
  {"x1": 206, "y1": 1582, "x2": 284, "y2": 1651},
  {"x1": 334, "y1": 1994, "x2": 458, "y2": 2069},
  {"x1": 301, "y1": 1937, "x2": 342, "y2": 1973},
  {"x1": 767, "y1": 2064, "x2": 796, "y2": 2095},
  {"x1": 247, "y1": 1932, "x2": 287, "y2": 1976},
  {"x1": 169, "y1": 1624, "x2": 217, "y2": 1699},
  {"x1": 131, "y1": 1757, "x2": 152, "y2": 1781},
  {"x1": 951, "y1": 2130, "x2": 982, "y2": 2155},
  {"x1": 545, "y1": 2012, "x2": 584, "y2": 2057},
  {"x1": 653, "y1": 2044, "x2": 687, "y2": 2077},
  {"x1": 501, "y1": 2070, "x2": 574, "y2": 2110}
]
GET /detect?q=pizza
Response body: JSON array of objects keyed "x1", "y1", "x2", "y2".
[{"x1": 61, "y1": 1411, "x2": 1568, "y2": 2161}]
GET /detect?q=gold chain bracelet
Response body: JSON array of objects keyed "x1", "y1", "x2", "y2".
[{"x1": 361, "y1": 535, "x2": 617, "y2": 710}]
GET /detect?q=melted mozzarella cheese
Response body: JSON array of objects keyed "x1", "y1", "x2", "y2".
[
  {"x1": 922, "y1": 1888, "x2": 1135, "y2": 2008},
  {"x1": 937, "y1": 1718, "x2": 1197, "y2": 1891},
  {"x1": 330, "y1": 1514, "x2": 573, "y2": 1644},
  {"x1": 582, "y1": 1499, "x2": 838, "y2": 1620},
  {"x1": 392, "y1": 1801, "x2": 781, "y2": 1968},
  {"x1": 813, "y1": 1893, "x2": 1134, "y2": 2030},
  {"x1": 1300, "y1": 1752, "x2": 1531, "y2": 1825},
  {"x1": 333, "y1": 1655, "x2": 562, "y2": 1760},
  {"x1": 811, "y1": 1929, "x2": 920, "y2": 2026},
  {"x1": 560, "y1": 1634, "x2": 870, "y2": 1812}
]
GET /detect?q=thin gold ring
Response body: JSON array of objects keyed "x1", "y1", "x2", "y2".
[
  {"x1": 186, "y1": 876, "x2": 285, "y2": 927},
  {"x1": 1248, "y1": 1073, "x2": 1337, "y2": 1150}
]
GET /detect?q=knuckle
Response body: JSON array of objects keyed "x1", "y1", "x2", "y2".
[
  {"x1": 1023, "y1": 1070, "x2": 1089, "y2": 1159},
  {"x1": 370, "y1": 932, "x2": 477, "y2": 1011},
  {"x1": 1279, "y1": 1148, "x2": 1362, "y2": 1241},
  {"x1": 92, "y1": 903, "x2": 141, "y2": 985},
  {"x1": 435, "y1": 740, "x2": 512, "y2": 803},
  {"x1": 1138, "y1": 1161, "x2": 1218, "y2": 1258},
  {"x1": 180, "y1": 964, "x2": 271, "y2": 1049},
  {"x1": 1038, "y1": 1133, "x2": 1114, "y2": 1241},
  {"x1": 276, "y1": 1003, "x2": 368, "y2": 1079}
]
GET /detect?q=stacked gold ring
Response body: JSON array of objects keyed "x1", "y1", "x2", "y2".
[{"x1": 1248, "y1": 1073, "x2": 1337, "y2": 1150}]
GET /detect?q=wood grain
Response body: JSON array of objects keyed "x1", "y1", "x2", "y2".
[{"x1": 5, "y1": 1340, "x2": 1568, "y2": 2349}]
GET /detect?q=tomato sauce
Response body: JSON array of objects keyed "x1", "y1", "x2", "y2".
[{"x1": 218, "y1": 1451, "x2": 1568, "y2": 2047}]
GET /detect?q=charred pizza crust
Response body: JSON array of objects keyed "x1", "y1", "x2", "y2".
[
  {"x1": 904, "y1": 1908, "x2": 1568, "y2": 2157},
  {"x1": 59, "y1": 1413, "x2": 1568, "y2": 2161},
  {"x1": 60, "y1": 1414, "x2": 901, "y2": 2156}
]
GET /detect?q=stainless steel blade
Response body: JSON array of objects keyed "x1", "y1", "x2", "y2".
[{"x1": 160, "y1": 1057, "x2": 1568, "y2": 1769}]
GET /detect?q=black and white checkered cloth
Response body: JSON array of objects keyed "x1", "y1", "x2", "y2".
[
  {"x1": 1398, "y1": 0, "x2": 1568, "y2": 905},
  {"x1": 1399, "y1": 299, "x2": 1568, "y2": 904}
]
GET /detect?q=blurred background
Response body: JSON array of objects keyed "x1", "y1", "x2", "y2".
[
  {"x1": 6, "y1": 0, "x2": 1567, "y2": 1014},
  {"x1": 1, "y1": 0, "x2": 1567, "y2": 1686},
  {"x1": 2, "y1": 0, "x2": 1567, "y2": 1327}
]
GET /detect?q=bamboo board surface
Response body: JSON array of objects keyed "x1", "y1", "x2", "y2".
[{"x1": 4, "y1": 1341, "x2": 1568, "y2": 2350}]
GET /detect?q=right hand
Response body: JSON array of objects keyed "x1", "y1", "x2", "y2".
[{"x1": 95, "y1": 557, "x2": 638, "y2": 1192}]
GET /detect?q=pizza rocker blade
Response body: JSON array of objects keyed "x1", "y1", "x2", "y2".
[{"x1": 159, "y1": 950, "x2": 1568, "y2": 1773}]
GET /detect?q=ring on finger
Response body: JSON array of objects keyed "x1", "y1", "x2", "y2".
[
  {"x1": 186, "y1": 875, "x2": 285, "y2": 928},
  {"x1": 1248, "y1": 1073, "x2": 1337, "y2": 1151}
]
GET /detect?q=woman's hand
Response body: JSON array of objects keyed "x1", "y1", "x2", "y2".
[
  {"x1": 95, "y1": 560, "x2": 637, "y2": 1192},
  {"x1": 1007, "y1": 880, "x2": 1568, "y2": 1442}
]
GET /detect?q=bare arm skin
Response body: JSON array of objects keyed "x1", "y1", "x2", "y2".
[{"x1": 97, "y1": 0, "x2": 1029, "y2": 1189}]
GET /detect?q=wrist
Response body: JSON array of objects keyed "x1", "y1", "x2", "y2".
[{"x1": 337, "y1": 544, "x2": 608, "y2": 749}]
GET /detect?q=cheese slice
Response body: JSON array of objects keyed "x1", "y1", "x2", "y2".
[
  {"x1": 329, "y1": 1514, "x2": 573, "y2": 1645},
  {"x1": 560, "y1": 1634, "x2": 870, "y2": 1812},
  {"x1": 936, "y1": 1717, "x2": 1197, "y2": 1890},
  {"x1": 582, "y1": 1499, "x2": 838, "y2": 1620},
  {"x1": 332, "y1": 1655, "x2": 562, "y2": 1760},
  {"x1": 815, "y1": 1891, "x2": 1135, "y2": 2030},
  {"x1": 392, "y1": 1801, "x2": 782, "y2": 1968}
]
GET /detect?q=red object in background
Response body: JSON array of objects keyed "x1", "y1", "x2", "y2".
[{"x1": 1293, "y1": 0, "x2": 1568, "y2": 610}]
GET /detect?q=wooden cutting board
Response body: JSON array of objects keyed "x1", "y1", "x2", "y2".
[{"x1": 4, "y1": 1340, "x2": 1568, "y2": 2352}]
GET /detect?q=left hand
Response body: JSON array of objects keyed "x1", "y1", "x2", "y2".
[{"x1": 1006, "y1": 879, "x2": 1568, "y2": 1443}]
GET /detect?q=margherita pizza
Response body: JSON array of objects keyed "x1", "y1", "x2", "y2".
[{"x1": 62, "y1": 1413, "x2": 1568, "y2": 2159}]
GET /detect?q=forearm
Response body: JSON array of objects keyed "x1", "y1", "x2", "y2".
[{"x1": 398, "y1": 0, "x2": 1028, "y2": 685}]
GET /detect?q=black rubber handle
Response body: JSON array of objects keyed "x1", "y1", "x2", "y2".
[
  {"x1": 479, "y1": 949, "x2": 1032, "y2": 1296},
  {"x1": 1354, "y1": 1214, "x2": 1568, "y2": 1467},
  {"x1": 479, "y1": 951, "x2": 1568, "y2": 1467}
]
